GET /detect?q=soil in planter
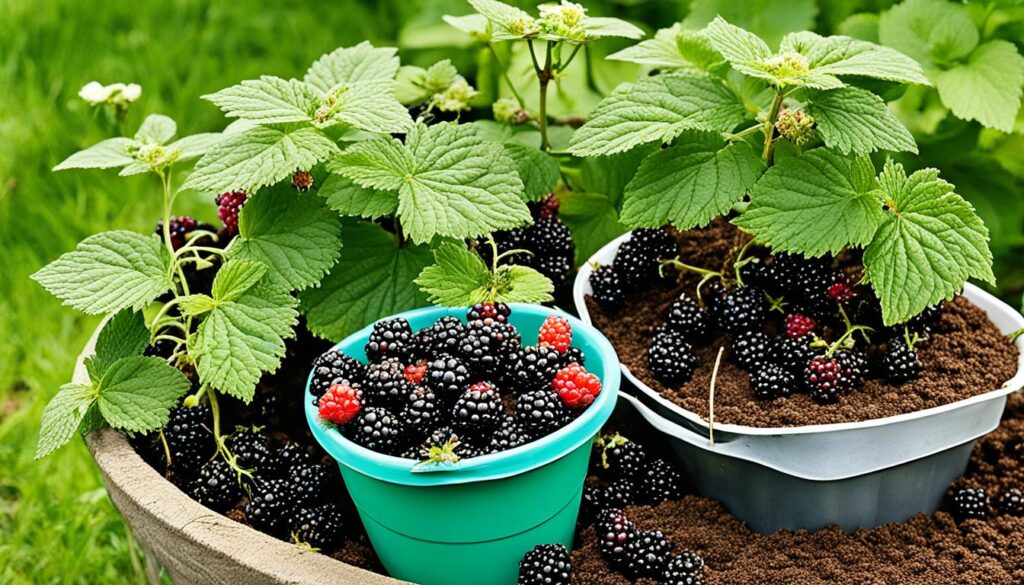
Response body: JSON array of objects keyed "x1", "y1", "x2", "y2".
[
  {"x1": 585, "y1": 220, "x2": 1019, "y2": 427},
  {"x1": 571, "y1": 393, "x2": 1024, "y2": 584}
]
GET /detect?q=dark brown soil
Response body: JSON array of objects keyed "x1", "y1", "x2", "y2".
[{"x1": 585, "y1": 221, "x2": 1020, "y2": 427}]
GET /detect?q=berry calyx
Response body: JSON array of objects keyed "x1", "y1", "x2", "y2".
[
  {"x1": 214, "y1": 191, "x2": 247, "y2": 234},
  {"x1": 538, "y1": 314, "x2": 572, "y2": 353},
  {"x1": 552, "y1": 363, "x2": 601, "y2": 409},
  {"x1": 318, "y1": 382, "x2": 361, "y2": 425},
  {"x1": 784, "y1": 312, "x2": 817, "y2": 338}
]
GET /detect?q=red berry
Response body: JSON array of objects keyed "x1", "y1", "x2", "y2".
[
  {"x1": 539, "y1": 314, "x2": 572, "y2": 353},
  {"x1": 552, "y1": 363, "x2": 601, "y2": 409},
  {"x1": 826, "y1": 278, "x2": 858, "y2": 303},
  {"x1": 318, "y1": 382, "x2": 361, "y2": 425},
  {"x1": 215, "y1": 191, "x2": 248, "y2": 234},
  {"x1": 784, "y1": 313, "x2": 817, "y2": 338},
  {"x1": 537, "y1": 194, "x2": 560, "y2": 219},
  {"x1": 156, "y1": 216, "x2": 198, "y2": 250},
  {"x1": 404, "y1": 362, "x2": 427, "y2": 385},
  {"x1": 291, "y1": 170, "x2": 313, "y2": 191}
]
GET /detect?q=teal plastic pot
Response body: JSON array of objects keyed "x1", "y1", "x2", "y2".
[{"x1": 305, "y1": 304, "x2": 619, "y2": 585}]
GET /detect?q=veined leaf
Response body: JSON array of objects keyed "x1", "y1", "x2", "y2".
[
  {"x1": 54, "y1": 138, "x2": 135, "y2": 171},
  {"x1": 204, "y1": 76, "x2": 319, "y2": 124},
  {"x1": 135, "y1": 114, "x2": 177, "y2": 144},
  {"x1": 36, "y1": 383, "x2": 96, "y2": 459},
  {"x1": 95, "y1": 356, "x2": 191, "y2": 433},
  {"x1": 319, "y1": 174, "x2": 398, "y2": 219},
  {"x1": 85, "y1": 309, "x2": 151, "y2": 382},
  {"x1": 805, "y1": 87, "x2": 917, "y2": 154},
  {"x1": 304, "y1": 42, "x2": 400, "y2": 96},
  {"x1": 934, "y1": 41, "x2": 1024, "y2": 133}
]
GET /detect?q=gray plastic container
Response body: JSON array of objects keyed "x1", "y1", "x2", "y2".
[{"x1": 575, "y1": 233, "x2": 1024, "y2": 534}]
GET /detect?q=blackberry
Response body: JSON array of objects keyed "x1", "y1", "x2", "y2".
[
  {"x1": 640, "y1": 458, "x2": 684, "y2": 504},
  {"x1": 523, "y1": 218, "x2": 574, "y2": 257},
  {"x1": 512, "y1": 345, "x2": 564, "y2": 393},
  {"x1": 882, "y1": 338, "x2": 919, "y2": 384},
  {"x1": 518, "y1": 543, "x2": 571, "y2": 585},
  {"x1": 596, "y1": 508, "x2": 635, "y2": 569},
  {"x1": 467, "y1": 302, "x2": 511, "y2": 324},
  {"x1": 738, "y1": 260, "x2": 775, "y2": 292},
  {"x1": 770, "y1": 335, "x2": 817, "y2": 377},
  {"x1": 784, "y1": 313, "x2": 817, "y2": 339},
  {"x1": 400, "y1": 386, "x2": 443, "y2": 436},
  {"x1": 460, "y1": 319, "x2": 520, "y2": 375},
  {"x1": 310, "y1": 350, "x2": 366, "y2": 402},
  {"x1": 771, "y1": 253, "x2": 832, "y2": 295},
  {"x1": 996, "y1": 489, "x2": 1024, "y2": 515},
  {"x1": 663, "y1": 552, "x2": 706, "y2": 585},
  {"x1": 164, "y1": 405, "x2": 214, "y2": 477},
  {"x1": 834, "y1": 348, "x2": 868, "y2": 388},
  {"x1": 804, "y1": 356, "x2": 848, "y2": 404},
  {"x1": 715, "y1": 286, "x2": 768, "y2": 333},
  {"x1": 289, "y1": 463, "x2": 331, "y2": 506},
  {"x1": 451, "y1": 382, "x2": 503, "y2": 437},
  {"x1": 129, "y1": 432, "x2": 166, "y2": 472},
  {"x1": 730, "y1": 330, "x2": 772, "y2": 371},
  {"x1": 534, "y1": 254, "x2": 573, "y2": 288},
  {"x1": 245, "y1": 478, "x2": 294, "y2": 534},
  {"x1": 423, "y1": 355, "x2": 471, "y2": 401},
  {"x1": 580, "y1": 484, "x2": 604, "y2": 520},
  {"x1": 155, "y1": 216, "x2": 197, "y2": 250},
  {"x1": 647, "y1": 328, "x2": 697, "y2": 386},
  {"x1": 347, "y1": 407, "x2": 407, "y2": 455},
  {"x1": 614, "y1": 228, "x2": 678, "y2": 290},
  {"x1": 413, "y1": 316, "x2": 466, "y2": 358},
  {"x1": 226, "y1": 429, "x2": 271, "y2": 473},
  {"x1": 415, "y1": 426, "x2": 461, "y2": 460},
  {"x1": 560, "y1": 346, "x2": 586, "y2": 368},
  {"x1": 906, "y1": 302, "x2": 944, "y2": 334},
  {"x1": 951, "y1": 487, "x2": 989, "y2": 521},
  {"x1": 625, "y1": 529, "x2": 671, "y2": 578},
  {"x1": 489, "y1": 416, "x2": 527, "y2": 453},
  {"x1": 266, "y1": 443, "x2": 311, "y2": 477},
  {"x1": 590, "y1": 264, "x2": 625, "y2": 313},
  {"x1": 699, "y1": 279, "x2": 726, "y2": 311},
  {"x1": 602, "y1": 477, "x2": 639, "y2": 509},
  {"x1": 215, "y1": 191, "x2": 247, "y2": 234},
  {"x1": 665, "y1": 296, "x2": 709, "y2": 343},
  {"x1": 751, "y1": 364, "x2": 795, "y2": 400},
  {"x1": 605, "y1": 440, "x2": 647, "y2": 480},
  {"x1": 289, "y1": 503, "x2": 345, "y2": 550},
  {"x1": 365, "y1": 318, "x2": 413, "y2": 363},
  {"x1": 516, "y1": 388, "x2": 568, "y2": 439},
  {"x1": 189, "y1": 459, "x2": 242, "y2": 512},
  {"x1": 144, "y1": 338, "x2": 178, "y2": 360},
  {"x1": 363, "y1": 358, "x2": 413, "y2": 408}
]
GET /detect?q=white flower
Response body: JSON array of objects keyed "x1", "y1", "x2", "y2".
[
  {"x1": 538, "y1": 1, "x2": 587, "y2": 41},
  {"x1": 78, "y1": 81, "x2": 142, "y2": 106},
  {"x1": 120, "y1": 83, "x2": 142, "y2": 102},
  {"x1": 78, "y1": 81, "x2": 110, "y2": 105}
]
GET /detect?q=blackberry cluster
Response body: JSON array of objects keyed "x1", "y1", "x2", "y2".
[
  {"x1": 664, "y1": 552, "x2": 706, "y2": 585},
  {"x1": 364, "y1": 358, "x2": 413, "y2": 408},
  {"x1": 604, "y1": 439, "x2": 648, "y2": 480},
  {"x1": 348, "y1": 407, "x2": 407, "y2": 454},
  {"x1": 516, "y1": 388, "x2": 569, "y2": 439},
  {"x1": 715, "y1": 286, "x2": 767, "y2": 334},
  {"x1": 625, "y1": 529, "x2": 671, "y2": 578},
  {"x1": 951, "y1": 487, "x2": 989, "y2": 521},
  {"x1": 594, "y1": 504, "x2": 706, "y2": 585},
  {"x1": 517, "y1": 543, "x2": 572, "y2": 585},
  {"x1": 665, "y1": 296, "x2": 709, "y2": 343},
  {"x1": 751, "y1": 364, "x2": 796, "y2": 400},
  {"x1": 647, "y1": 328, "x2": 697, "y2": 386},
  {"x1": 423, "y1": 355, "x2": 471, "y2": 401},
  {"x1": 227, "y1": 429, "x2": 271, "y2": 471},
  {"x1": 484, "y1": 201, "x2": 576, "y2": 287},
  {"x1": 596, "y1": 508, "x2": 636, "y2": 569},
  {"x1": 290, "y1": 503, "x2": 346, "y2": 550},
  {"x1": 996, "y1": 489, "x2": 1024, "y2": 516},
  {"x1": 189, "y1": 459, "x2": 242, "y2": 512},
  {"x1": 460, "y1": 319, "x2": 521, "y2": 376},
  {"x1": 245, "y1": 478, "x2": 294, "y2": 534},
  {"x1": 365, "y1": 317, "x2": 413, "y2": 363},
  {"x1": 882, "y1": 337, "x2": 919, "y2": 384},
  {"x1": 602, "y1": 477, "x2": 639, "y2": 510},
  {"x1": 590, "y1": 264, "x2": 625, "y2": 313},
  {"x1": 309, "y1": 350, "x2": 366, "y2": 402},
  {"x1": 641, "y1": 458, "x2": 685, "y2": 505},
  {"x1": 164, "y1": 405, "x2": 214, "y2": 477},
  {"x1": 730, "y1": 330, "x2": 771, "y2": 371},
  {"x1": 413, "y1": 316, "x2": 466, "y2": 358},
  {"x1": 451, "y1": 382, "x2": 502, "y2": 437},
  {"x1": 512, "y1": 345, "x2": 565, "y2": 392},
  {"x1": 615, "y1": 229, "x2": 678, "y2": 290},
  {"x1": 154, "y1": 215, "x2": 197, "y2": 250}
]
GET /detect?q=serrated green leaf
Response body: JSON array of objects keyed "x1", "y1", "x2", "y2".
[
  {"x1": 329, "y1": 136, "x2": 412, "y2": 191},
  {"x1": 167, "y1": 133, "x2": 224, "y2": 161},
  {"x1": 805, "y1": 87, "x2": 917, "y2": 154},
  {"x1": 493, "y1": 265, "x2": 554, "y2": 304},
  {"x1": 622, "y1": 132, "x2": 765, "y2": 230},
  {"x1": 180, "y1": 294, "x2": 218, "y2": 316},
  {"x1": 582, "y1": 17, "x2": 644, "y2": 40},
  {"x1": 864, "y1": 160, "x2": 994, "y2": 325},
  {"x1": 610, "y1": 26, "x2": 724, "y2": 74},
  {"x1": 54, "y1": 137, "x2": 135, "y2": 171},
  {"x1": 95, "y1": 356, "x2": 191, "y2": 433},
  {"x1": 705, "y1": 16, "x2": 773, "y2": 77},
  {"x1": 190, "y1": 279, "x2": 298, "y2": 401},
  {"x1": 935, "y1": 41, "x2": 1024, "y2": 132},
  {"x1": 135, "y1": 114, "x2": 177, "y2": 144},
  {"x1": 735, "y1": 149, "x2": 886, "y2": 257},
  {"x1": 780, "y1": 31, "x2": 930, "y2": 86},
  {"x1": 879, "y1": 0, "x2": 978, "y2": 68},
  {"x1": 182, "y1": 124, "x2": 339, "y2": 194},
  {"x1": 443, "y1": 13, "x2": 491, "y2": 41},
  {"x1": 415, "y1": 242, "x2": 493, "y2": 306},
  {"x1": 203, "y1": 76, "x2": 319, "y2": 124},
  {"x1": 211, "y1": 259, "x2": 267, "y2": 301},
  {"x1": 77, "y1": 404, "x2": 106, "y2": 437},
  {"x1": 36, "y1": 383, "x2": 96, "y2": 459},
  {"x1": 86, "y1": 309, "x2": 151, "y2": 382},
  {"x1": 502, "y1": 143, "x2": 559, "y2": 201},
  {"x1": 686, "y1": 0, "x2": 817, "y2": 47},
  {"x1": 569, "y1": 73, "x2": 747, "y2": 157},
  {"x1": 560, "y1": 191, "x2": 627, "y2": 265},
  {"x1": 320, "y1": 79, "x2": 413, "y2": 134},
  {"x1": 300, "y1": 221, "x2": 432, "y2": 340},
  {"x1": 837, "y1": 13, "x2": 880, "y2": 42},
  {"x1": 31, "y1": 231, "x2": 172, "y2": 315},
  {"x1": 319, "y1": 174, "x2": 398, "y2": 219},
  {"x1": 423, "y1": 60, "x2": 459, "y2": 93},
  {"x1": 229, "y1": 186, "x2": 343, "y2": 290},
  {"x1": 304, "y1": 42, "x2": 400, "y2": 96},
  {"x1": 468, "y1": 0, "x2": 533, "y2": 41}
]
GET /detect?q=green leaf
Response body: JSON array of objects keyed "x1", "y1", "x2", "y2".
[
  {"x1": 334, "y1": 123, "x2": 530, "y2": 243},
  {"x1": 621, "y1": 132, "x2": 765, "y2": 230},
  {"x1": 879, "y1": 0, "x2": 978, "y2": 69},
  {"x1": 54, "y1": 137, "x2": 135, "y2": 171},
  {"x1": 864, "y1": 160, "x2": 994, "y2": 325},
  {"x1": 203, "y1": 76, "x2": 319, "y2": 124},
  {"x1": 211, "y1": 259, "x2": 268, "y2": 301},
  {"x1": 135, "y1": 114, "x2": 177, "y2": 144},
  {"x1": 734, "y1": 149, "x2": 886, "y2": 257},
  {"x1": 31, "y1": 231, "x2": 172, "y2": 315},
  {"x1": 96, "y1": 356, "x2": 191, "y2": 433},
  {"x1": 318, "y1": 79, "x2": 413, "y2": 134},
  {"x1": 934, "y1": 41, "x2": 1024, "y2": 132},
  {"x1": 502, "y1": 143, "x2": 559, "y2": 201},
  {"x1": 319, "y1": 174, "x2": 398, "y2": 219},
  {"x1": 300, "y1": 221, "x2": 432, "y2": 340},
  {"x1": 190, "y1": 278, "x2": 298, "y2": 401},
  {"x1": 304, "y1": 42, "x2": 401, "y2": 96},
  {"x1": 415, "y1": 242, "x2": 493, "y2": 306},
  {"x1": 560, "y1": 191, "x2": 628, "y2": 265},
  {"x1": 167, "y1": 133, "x2": 224, "y2": 161},
  {"x1": 467, "y1": 0, "x2": 534, "y2": 41},
  {"x1": 423, "y1": 60, "x2": 459, "y2": 93},
  {"x1": 229, "y1": 186, "x2": 343, "y2": 290},
  {"x1": 704, "y1": 16, "x2": 773, "y2": 77},
  {"x1": 493, "y1": 265, "x2": 555, "y2": 304},
  {"x1": 686, "y1": 0, "x2": 817, "y2": 47},
  {"x1": 582, "y1": 18, "x2": 644, "y2": 40},
  {"x1": 36, "y1": 383, "x2": 96, "y2": 459},
  {"x1": 780, "y1": 31, "x2": 931, "y2": 86},
  {"x1": 85, "y1": 309, "x2": 151, "y2": 382},
  {"x1": 609, "y1": 26, "x2": 725, "y2": 75},
  {"x1": 805, "y1": 87, "x2": 917, "y2": 154},
  {"x1": 443, "y1": 13, "x2": 491, "y2": 42},
  {"x1": 180, "y1": 294, "x2": 218, "y2": 316},
  {"x1": 182, "y1": 124, "x2": 339, "y2": 194},
  {"x1": 569, "y1": 73, "x2": 747, "y2": 157}
]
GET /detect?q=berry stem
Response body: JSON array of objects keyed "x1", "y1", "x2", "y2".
[
  {"x1": 1009, "y1": 327, "x2": 1024, "y2": 342},
  {"x1": 824, "y1": 325, "x2": 873, "y2": 357},
  {"x1": 732, "y1": 238, "x2": 757, "y2": 286},
  {"x1": 708, "y1": 346, "x2": 725, "y2": 446},
  {"x1": 173, "y1": 245, "x2": 226, "y2": 260},
  {"x1": 158, "y1": 430, "x2": 172, "y2": 468},
  {"x1": 726, "y1": 123, "x2": 763, "y2": 142},
  {"x1": 762, "y1": 91, "x2": 785, "y2": 165},
  {"x1": 661, "y1": 258, "x2": 721, "y2": 279}
]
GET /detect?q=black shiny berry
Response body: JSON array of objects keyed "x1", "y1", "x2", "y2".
[
  {"x1": 625, "y1": 529, "x2": 671, "y2": 578},
  {"x1": 770, "y1": 335, "x2": 817, "y2": 377},
  {"x1": 365, "y1": 318, "x2": 413, "y2": 363},
  {"x1": 666, "y1": 296, "x2": 709, "y2": 343},
  {"x1": 512, "y1": 345, "x2": 564, "y2": 393},
  {"x1": 489, "y1": 416, "x2": 527, "y2": 453},
  {"x1": 715, "y1": 286, "x2": 768, "y2": 334},
  {"x1": 605, "y1": 440, "x2": 647, "y2": 480},
  {"x1": 363, "y1": 358, "x2": 413, "y2": 408},
  {"x1": 614, "y1": 229, "x2": 678, "y2": 290},
  {"x1": 883, "y1": 338, "x2": 919, "y2": 384},
  {"x1": 535, "y1": 253, "x2": 574, "y2": 288},
  {"x1": 412, "y1": 316, "x2": 466, "y2": 359},
  {"x1": 310, "y1": 350, "x2": 366, "y2": 401},
  {"x1": 730, "y1": 330, "x2": 772, "y2": 371},
  {"x1": 517, "y1": 543, "x2": 571, "y2": 585},
  {"x1": 189, "y1": 459, "x2": 242, "y2": 512},
  {"x1": 347, "y1": 407, "x2": 407, "y2": 455},
  {"x1": 834, "y1": 348, "x2": 868, "y2": 388},
  {"x1": 460, "y1": 319, "x2": 521, "y2": 376},
  {"x1": 602, "y1": 477, "x2": 639, "y2": 510},
  {"x1": 451, "y1": 382, "x2": 503, "y2": 437},
  {"x1": 647, "y1": 328, "x2": 697, "y2": 386},
  {"x1": 951, "y1": 487, "x2": 989, "y2": 521},
  {"x1": 423, "y1": 355, "x2": 471, "y2": 401},
  {"x1": 663, "y1": 551, "x2": 706, "y2": 585},
  {"x1": 640, "y1": 458, "x2": 684, "y2": 504},
  {"x1": 164, "y1": 405, "x2": 214, "y2": 478},
  {"x1": 289, "y1": 503, "x2": 345, "y2": 550},
  {"x1": 266, "y1": 442, "x2": 311, "y2": 478},
  {"x1": 751, "y1": 364, "x2": 796, "y2": 400},
  {"x1": 226, "y1": 429, "x2": 270, "y2": 473},
  {"x1": 467, "y1": 302, "x2": 511, "y2": 323},
  {"x1": 516, "y1": 388, "x2": 568, "y2": 439},
  {"x1": 596, "y1": 508, "x2": 635, "y2": 569},
  {"x1": 996, "y1": 489, "x2": 1024, "y2": 515},
  {"x1": 590, "y1": 264, "x2": 625, "y2": 313},
  {"x1": 400, "y1": 386, "x2": 444, "y2": 436},
  {"x1": 289, "y1": 462, "x2": 331, "y2": 506},
  {"x1": 245, "y1": 477, "x2": 294, "y2": 534}
]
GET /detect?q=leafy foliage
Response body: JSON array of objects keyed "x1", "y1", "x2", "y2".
[{"x1": 415, "y1": 241, "x2": 553, "y2": 306}]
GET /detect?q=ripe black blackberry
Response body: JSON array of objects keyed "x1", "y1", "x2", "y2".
[
  {"x1": 460, "y1": 319, "x2": 521, "y2": 375},
  {"x1": 467, "y1": 302, "x2": 511, "y2": 323},
  {"x1": 699, "y1": 279, "x2": 726, "y2": 311},
  {"x1": 590, "y1": 264, "x2": 625, "y2": 313},
  {"x1": 641, "y1": 458, "x2": 684, "y2": 504},
  {"x1": 423, "y1": 355, "x2": 470, "y2": 401},
  {"x1": 518, "y1": 543, "x2": 571, "y2": 585},
  {"x1": 770, "y1": 335, "x2": 817, "y2": 377},
  {"x1": 996, "y1": 489, "x2": 1024, "y2": 515},
  {"x1": 580, "y1": 484, "x2": 604, "y2": 520},
  {"x1": 882, "y1": 337, "x2": 919, "y2": 384},
  {"x1": 771, "y1": 253, "x2": 833, "y2": 297},
  {"x1": 751, "y1": 364, "x2": 796, "y2": 400},
  {"x1": 515, "y1": 388, "x2": 568, "y2": 439},
  {"x1": 534, "y1": 254, "x2": 573, "y2": 288},
  {"x1": 266, "y1": 442, "x2": 311, "y2": 478},
  {"x1": 951, "y1": 487, "x2": 989, "y2": 521},
  {"x1": 596, "y1": 508, "x2": 635, "y2": 569},
  {"x1": 625, "y1": 529, "x2": 671, "y2": 578},
  {"x1": 512, "y1": 345, "x2": 563, "y2": 393},
  {"x1": 605, "y1": 439, "x2": 647, "y2": 480},
  {"x1": 906, "y1": 302, "x2": 944, "y2": 334},
  {"x1": 189, "y1": 459, "x2": 242, "y2": 512},
  {"x1": 245, "y1": 478, "x2": 294, "y2": 534},
  {"x1": 666, "y1": 296, "x2": 709, "y2": 343},
  {"x1": 226, "y1": 429, "x2": 271, "y2": 472},
  {"x1": 715, "y1": 286, "x2": 768, "y2": 333},
  {"x1": 413, "y1": 316, "x2": 466, "y2": 358},
  {"x1": 614, "y1": 228, "x2": 678, "y2": 290},
  {"x1": 647, "y1": 328, "x2": 697, "y2": 386},
  {"x1": 523, "y1": 217, "x2": 574, "y2": 256},
  {"x1": 365, "y1": 317, "x2": 413, "y2": 363},
  {"x1": 602, "y1": 477, "x2": 639, "y2": 509},
  {"x1": 834, "y1": 348, "x2": 868, "y2": 388},
  {"x1": 155, "y1": 215, "x2": 197, "y2": 250},
  {"x1": 804, "y1": 356, "x2": 848, "y2": 404},
  {"x1": 347, "y1": 407, "x2": 407, "y2": 455},
  {"x1": 310, "y1": 350, "x2": 366, "y2": 401},
  {"x1": 451, "y1": 382, "x2": 503, "y2": 437},
  {"x1": 400, "y1": 386, "x2": 443, "y2": 436},
  {"x1": 363, "y1": 358, "x2": 413, "y2": 408},
  {"x1": 164, "y1": 405, "x2": 214, "y2": 477},
  {"x1": 289, "y1": 503, "x2": 345, "y2": 550},
  {"x1": 289, "y1": 462, "x2": 331, "y2": 506},
  {"x1": 560, "y1": 346, "x2": 586, "y2": 368},
  {"x1": 663, "y1": 552, "x2": 706, "y2": 585},
  {"x1": 730, "y1": 330, "x2": 772, "y2": 371},
  {"x1": 144, "y1": 338, "x2": 178, "y2": 360},
  {"x1": 489, "y1": 416, "x2": 527, "y2": 453}
]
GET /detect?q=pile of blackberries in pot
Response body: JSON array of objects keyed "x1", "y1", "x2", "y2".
[
  {"x1": 311, "y1": 302, "x2": 604, "y2": 460},
  {"x1": 590, "y1": 228, "x2": 940, "y2": 404}
]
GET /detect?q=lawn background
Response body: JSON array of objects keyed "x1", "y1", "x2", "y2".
[{"x1": 1, "y1": 0, "x2": 1021, "y2": 583}]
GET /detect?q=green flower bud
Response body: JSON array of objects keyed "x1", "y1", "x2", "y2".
[{"x1": 775, "y1": 110, "x2": 815, "y2": 146}]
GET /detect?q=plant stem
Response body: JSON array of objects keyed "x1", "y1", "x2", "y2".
[
  {"x1": 487, "y1": 44, "x2": 526, "y2": 110},
  {"x1": 726, "y1": 124, "x2": 763, "y2": 142},
  {"x1": 708, "y1": 346, "x2": 724, "y2": 446},
  {"x1": 561, "y1": 43, "x2": 583, "y2": 71},
  {"x1": 762, "y1": 91, "x2": 785, "y2": 165},
  {"x1": 661, "y1": 258, "x2": 721, "y2": 279},
  {"x1": 537, "y1": 41, "x2": 555, "y2": 151}
]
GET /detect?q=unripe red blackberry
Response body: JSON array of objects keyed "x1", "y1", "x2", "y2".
[{"x1": 214, "y1": 191, "x2": 247, "y2": 234}]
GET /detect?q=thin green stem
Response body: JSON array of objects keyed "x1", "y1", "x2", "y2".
[
  {"x1": 661, "y1": 258, "x2": 721, "y2": 279},
  {"x1": 726, "y1": 124, "x2": 763, "y2": 142},
  {"x1": 762, "y1": 91, "x2": 785, "y2": 165},
  {"x1": 159, "y1": 431, "x2": 172, "y2": 468},
  {"x1": 174, "y1": 245, "x2": 226, "y2": 259},
  {"x1": 487, "y1": 44, "x2": 526, "y2": 110},
  {"x1": 527, "y1": 39, "x2": 542, "y2": 74},
  {"x1": 560, "y1": 43, "x2": 583, "y2": 72},
  {"x1": 1009, "y1": 327, "x2": 1024, "y2": 342},
  {"x1": 537, "y1": 41, "x2": 554, "y2": 151},
  {"x1": 149, "y1": 297, "x2": 183, "y2": 330}
]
